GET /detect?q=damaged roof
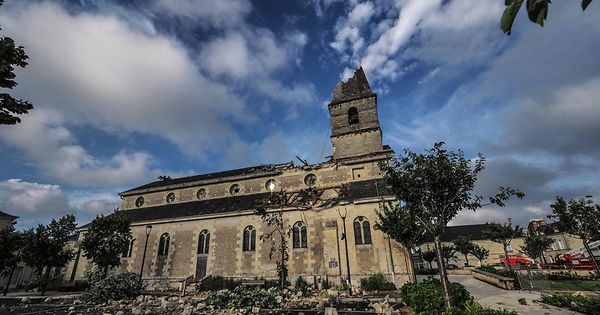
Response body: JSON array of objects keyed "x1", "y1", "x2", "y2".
[
  {"x1": 103, "y1": 179, "x2": 391, "y2": 226},
  {"x1": 330, "y1": 67, "x2": 375, "y2": 105},
  {"x1": 121, "y1": 162, "x2": 294, "y2": 196},
  {"x1": 0, "y1": 210, "x2": 18, "y2": 220}
]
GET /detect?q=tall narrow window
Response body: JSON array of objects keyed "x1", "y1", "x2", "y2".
[
  {"x1": 158, "y1": 233, "x2": 170, "y2": 256},
  {"x1": 292, "y1": 221, "x2": 308, "y2": 248},
  {"x1": 348, "y1": 107, "x2": 359, "y2": 125},
  {"x1": 121, "y1": 239, "x2": 135, "y2": 258},
  {"x1": 198, "y1": 230, "x2": 210, "y2": 254},
  {"x1": 354, "y1": 216, "x2": 372, "y2": 245},
  {"x1": 243, "y1": 225, "x2": 256, "y2": 251}
]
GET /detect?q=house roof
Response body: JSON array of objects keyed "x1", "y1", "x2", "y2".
[
  {"x1": 0, "y1": 210, "x2": 18, "y2": 220},
  {"x1": 84, "y1": 179, "x2": 390, "y2": 228},
  {"x1": 120, "y1": 162, "x2": 295, "y2": 196},
  {"x1": 330, "y1": 67, "x2": 375, "y2": 105},
  {"x1": 425, "y1": 223, "x2": 490, "y2": 242}
]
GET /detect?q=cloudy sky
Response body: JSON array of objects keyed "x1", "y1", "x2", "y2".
[{"x1": 1, "y1": 0, "x2": 599, "y2": 229}]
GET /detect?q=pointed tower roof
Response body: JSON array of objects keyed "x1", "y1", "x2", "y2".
[{"x1": 330, "y1": 67, "x2": 375, "y2": 105}]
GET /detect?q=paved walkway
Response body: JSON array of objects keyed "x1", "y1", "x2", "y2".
[{"x1": 445, "y1": 275, "x2": 584, "y2": 315}]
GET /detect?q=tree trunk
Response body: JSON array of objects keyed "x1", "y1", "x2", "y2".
[
  {"x1": 503, "y1": 244, "x2": 512, "y2": 271},
  {"x1": 428, "y1": 261, "x2": 433, "y2": 269},
  {"x1": 40, "y1": 267, "x2": 51, "y2": 296},
  {"x1": 408, "y1": 253, "x2": 417, "y2": 283},
  {"x1": 3, "y1": 265, "x2": 16, "y2": 296},
  {"x1": 463, "y1": 253, "x2": 469, "y2": 267},
  {"x1": 434, "y1": 236, "x2": 452, "y2": 309},
  {"x1": 583, "y1": 240, "x2": 600, "y2": 274}
]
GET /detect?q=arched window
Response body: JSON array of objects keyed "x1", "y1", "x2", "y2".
[
  {"x1": 166, "y1": 192, "x2": 175, "y2": 204},
  {"x1": 243, "y1": 225, "x2": 256, "y2": 251},
  {"x1": 121, "y1": 239, "x2": 135, "y2": 258},
  {"x1": 354, "y1": 216, "x2": 372, "y2": 245},
  {"x1": 198, "y1": 230, "x2": 210, "y2": 254},
  {"x1": 292, "y1": 221, "x2": 308, "y2": 248},
  {"x1": 348, "y1": 107, "x2": 359, "y2": 125},
  {"x1": 158, "y1": 233, "x2": 170, "y2": 256}
]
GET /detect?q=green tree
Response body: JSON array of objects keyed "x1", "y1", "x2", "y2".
[
  {"x1": 452, "y1": 236, "x2": 476, "y2": 267},
  {"x1": 470, "y1": 244, "x2": 490, "y2": 267},
  {"x1": 80, "y1": 210, "x2": 132, "y2": 276},
  {"x1": 442, "y1": 244, "x2": 457, "y2": 267},
  {"x1": 421, "y1": 249, "x2": 437, "y2": 270},
  {"x1": 380, "y1": 142, "x2": 523, "y2": 309},
  {"x1": 549, "y1": 196, "x2": 600, "y2": 273},
  {"x1": 519, "y1": 234, "x2": 554, "y2": 268},
  {"x1": 375, "y1": 202, "x2": 426, "y2": 283},
  {"x1": 482, "y1": 219, "x2": 524, "y2": 271},
  {"x1": 21, "y1": 214, "x2": 77, "y2": 295},
  {"x1": 0, "y1": 0, "x2": 34, "y2": 125},
  {"x1": 0, "y1": 226, "x2": 23, "y2": 296},
  {"x1": 501, "y1": 0, "x2": 595, "y2": 35}
]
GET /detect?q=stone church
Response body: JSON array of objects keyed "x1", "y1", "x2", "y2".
[{"x1": 66, "y1": 67, "x2": 412, "y2": 289}]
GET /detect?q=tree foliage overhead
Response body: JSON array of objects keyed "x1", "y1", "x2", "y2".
[
  {"x1": 501, "y1": 0, "x2": 595, "y2": 35},
  {"x1": 21, "y1": 214, "x2": 77, "y2": 295},
  {"x1": 520, "y1": 234, "x2": 554, "y2": 262},
  {"x1": 80, "y1": 210, "x2": 132, "y2": 274},
  {"x1": 0, "y1": 0, "x2": 34, "y2": 125}
]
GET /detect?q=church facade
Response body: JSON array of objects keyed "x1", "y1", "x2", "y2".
[{"x1": 66, "y1": 68, "x2": 412, "y2": 288}]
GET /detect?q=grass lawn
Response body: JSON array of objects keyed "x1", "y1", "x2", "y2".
[{"x1": 530, "y1": 279, "x2": 600, "y2": 291}]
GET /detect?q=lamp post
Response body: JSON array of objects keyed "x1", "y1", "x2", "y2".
[
  {"x1": 338, "y1": 208, "x2": 352, "y2": 295},
  {"x1": 139, "y1": 225, "x2": 152, "y2": 282}
]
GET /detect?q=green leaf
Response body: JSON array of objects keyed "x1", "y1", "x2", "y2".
[
  {"x1": 526, "y1": 0, "x2": 549, "y2": 27},
  {"x1": 582, "y1": 0, "x2": 593, "y2": 10},
  {"x1": 501, "y1": 0, "x2": 525, "y2": 35}
]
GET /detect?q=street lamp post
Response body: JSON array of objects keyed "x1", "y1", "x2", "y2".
[
  {"x1": 139, "y1": 225, "x2": 152, "y2": 283},
  {"x1": 338, "y1": 208, "x2": 352, "y2": 295}
]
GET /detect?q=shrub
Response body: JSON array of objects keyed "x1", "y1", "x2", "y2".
[
  {"x1": 547, "y1": 271, "x2": 600, "y2": 281},
  {"x1": 196, "y1": 275, "x2": 242, "y2": 292},
  {"x1": 360, "y1": 273, "x2": 397, "y2": 291},
  {"x1": 321, "y1": 278, "x2": 331, "y2": 290},
  {"x1": 416, "y1": 268, "x2": 439, "y2": 275},
  {"x1": 541, "y1": 294, "x2": 600, "y2": 315},
  {"x1": 478, "y1": 265, "x2": 520, "y2": 289},
  {"x1": 294, "y1": 276, "x2": 310, "y2": 296},
  {"x1": 83, "y1": 272, "x2": 142, "y2": 303},
  {"x1": 401, "y1": 278, "x2": 471, "y2": 314},
  {"x1": 204, "y1": 286, "x2": 290, "y2": 310}
]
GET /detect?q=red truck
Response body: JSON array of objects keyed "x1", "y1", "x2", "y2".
[{"x1": 499, "y1": 255, "x2": 532, "y2": 268}]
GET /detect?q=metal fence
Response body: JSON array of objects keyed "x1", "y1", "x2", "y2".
[{"x1": 515, "y1": 269, "x2": 550, "y2": 292}]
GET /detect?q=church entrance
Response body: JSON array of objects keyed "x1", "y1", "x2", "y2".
[{"x1": 195, "y1": 255, "x2": 207, "y2": 280}]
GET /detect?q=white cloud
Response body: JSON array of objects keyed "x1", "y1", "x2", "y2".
[
  {"x1": 1, "y1": 2, "x2": 249, "y2": 161},
  {"x1": 154, "y1": 0, "x2": 251, "y2": 28}
]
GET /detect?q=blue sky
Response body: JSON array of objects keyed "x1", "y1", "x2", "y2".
[{"x1": 1, "y1": 0, "x2": 599, "y2": 229}]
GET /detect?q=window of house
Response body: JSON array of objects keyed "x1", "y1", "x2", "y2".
[
  {"x1": 348, "y1": 107, "x2": 359, "y2": 125},
  {"x1": 292, "y1": 221, "x2": 308, "y2": 248},
  {"x1": 121, "y1": 239, "x2": 135, "y2": 258},
  {"x1": 197, "y1": 188, "x2": 207, "y2": 200},
  {"x1": 198, "y1": 230, "x2": 210, "y2": 254},
  {"x1": 353, "y1": 216, "x2": 372, "y2": 245},
  {"x1": 304, "y1": 174, "x2": 317, "y2": 187},
  {"x1": 158, "y1": 233, "x2": 170, "y2": 256},
  {"x1": 135, "y1": 196, "x2": 144, "y2": 208},
  {"x1": 166, "y1": 192, "x2": 175, "y2": 204},
  {"x1": 230, "y1": 184, "x2": 241, "y2": 195},
  {"x1": 243, "y1": 225, "x2": 256, "y2": 251}
]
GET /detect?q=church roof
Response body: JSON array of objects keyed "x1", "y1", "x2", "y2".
[
  {"x1": 121, "y1": 162, "x2": 294, "y2": 196},
  {"x1": 330, "y1": 67, "x2": 375, "y2": 105},
  {"x1": 0, "y1": 210, "x2": 18, "y2": 220},
  {"x1": 425, "y1": 223, "x2": 491, "y2": 242},
  {"x1": 104, "y1": 179, "x2": 390, "y2": 226}
]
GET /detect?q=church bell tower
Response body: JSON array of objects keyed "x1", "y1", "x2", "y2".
[{"x1": 328, "y1": 67, "x2": 384, "y2": 160}]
